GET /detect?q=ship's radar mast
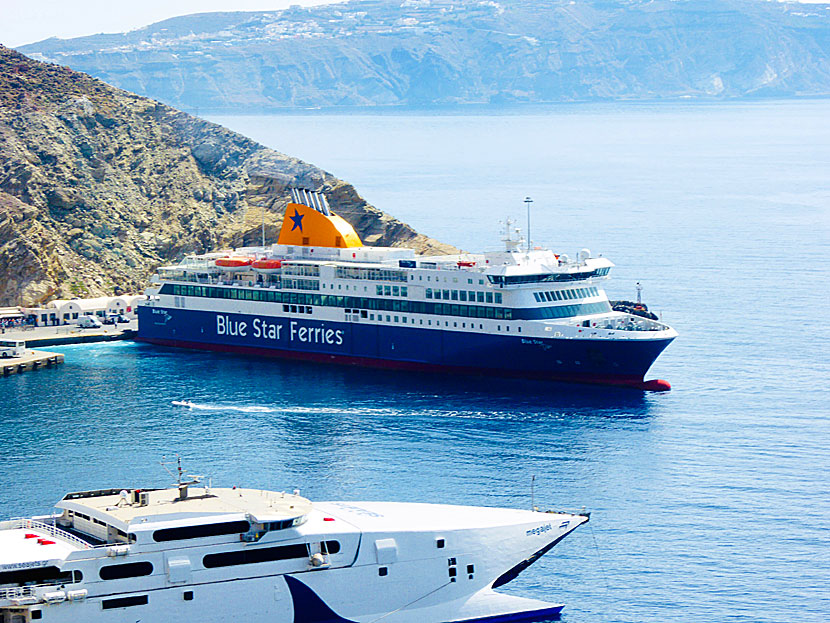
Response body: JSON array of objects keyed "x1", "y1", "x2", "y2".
[
  {"x1": 501, "y1": 217, "x2": 523, "y2": 252},
  {"x1": 161, "y1": 455, "x2": 204, "y2": 501}
]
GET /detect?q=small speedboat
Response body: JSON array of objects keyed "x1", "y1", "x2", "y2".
[{"x1": 171, "y1": 400, "x2": 194, "y2": 408}]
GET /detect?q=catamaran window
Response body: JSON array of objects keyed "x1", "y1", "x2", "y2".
[
  {"x1": 102, "y1": 595, "x2": 148, "y2": 609},
  {"x1": 0, "y1": 567, "x2": 81, "y2": 586},
  {"x1": 153, "y1": 520, "x2": 250, "y2": 542},
  {"x1": 99, "y1": 561, "x2": 154, "y2": 580},
  {"x1": 203, "y1": 544, "x2": 308, "y2": 568}
]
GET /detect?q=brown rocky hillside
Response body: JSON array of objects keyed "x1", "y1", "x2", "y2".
[{"x1": 0, "y1": 45, "x2": 454, "y2": 306}]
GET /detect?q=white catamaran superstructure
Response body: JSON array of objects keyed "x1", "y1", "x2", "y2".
[{"x1": 0, "y1": 476, "x2": 588, "y2": 623}]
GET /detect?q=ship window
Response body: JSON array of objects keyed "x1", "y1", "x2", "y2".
[
  {"x1": 401, "y1": 286, "x2": 408, "y2": 297},
  {"x1": 436, "y1": 538, "x2": 445, "y2": 548},
  {"x1": 448, "y1": 567, "x2": 457, "y2": 577},
  {"x1": 31, "y1": 612, "x2": 42, "y2": 620},
  {"x1": 379, "y1": 567, "x2": 388, "y2": 576},
  {"x1": 102, "y1": 595, "x2": 148, "y2": 609},
  {"x1": 442, "y1": 290, "x2": 450, "y2": 299},
  {"x1": 183, "y1": 591, "x2": 194, "y2": 601},
  {"x1": 384, "y1": 286, "x2": 392, "y2": 296},
  {"x1": 203, "y1": 543, "x2": 308, "y2": 568},
  {"x1": 0, "y1": 566, "x2": 80, "y2": 586},
  {"x1": 100, "y1": 561, "x2": 154, "y2": 580},
  {"x1": 486, "y1": 292, "x2": 493, "y2": 303},
  {"x1": 495, "y1": 293, "x2": 502, "y2": 304},
  {"x1": 451, "y1": 290, "x2": 459, "y2": 300},
  {"x1": 460, "y1": 291, "x2": 467, "y2": 302},
  {"x1": 153, "y1": 520, "x2": 250, "y2": 542},
  {"x1": 476, "y1": 292, "x2": 484, "y2": 303}
]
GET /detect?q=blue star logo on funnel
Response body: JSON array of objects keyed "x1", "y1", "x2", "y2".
[{"x1": 289, "y1": 208, "x2": 304, "y2": 232}]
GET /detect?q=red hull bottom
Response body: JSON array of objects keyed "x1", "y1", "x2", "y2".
[{"x1": 135, "y1": 337, "x2": 672, "y2": 392}]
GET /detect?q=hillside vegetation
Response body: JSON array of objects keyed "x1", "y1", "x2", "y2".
[{"x1": 0, "y1": 46, "x2": 453, "y2": 306}]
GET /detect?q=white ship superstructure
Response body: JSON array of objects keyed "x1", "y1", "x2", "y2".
[
  {"x1": 0, "y1": 481, "x2": 588, "y2": 623},
  {"x1": 138, "y1": 193, "x2": 677, "y2": 390}
]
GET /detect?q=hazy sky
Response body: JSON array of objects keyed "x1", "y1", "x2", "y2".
[
  {"x1": 1, "y1": 0, "x2": 826, "y2": 48},
  {"x1": 1, "y1": 0, "x2": 334, "y2": 48}
]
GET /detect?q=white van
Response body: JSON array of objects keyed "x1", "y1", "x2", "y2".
[
  {"x1": 77, "y1": 315, "x2": 103, "y2": 329},
  {"x1": 0, "y1": 340, "x2": 25, "y2": 358}
]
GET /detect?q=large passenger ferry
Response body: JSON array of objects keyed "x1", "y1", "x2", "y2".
[
  {"x1": 0, "y1": 474, "x2": 588, "y2": 622},
  {"x1": 137, "y1": 190, "x2": 677, "y2": 390}
]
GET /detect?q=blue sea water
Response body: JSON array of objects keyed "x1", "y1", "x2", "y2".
[{"x1": 3, "y1": 101, "x2": 830, "y2": 623}]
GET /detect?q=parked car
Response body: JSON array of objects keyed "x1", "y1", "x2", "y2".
[{"x1": 77, "y1": 315, "x2": 103, "y2": 329}]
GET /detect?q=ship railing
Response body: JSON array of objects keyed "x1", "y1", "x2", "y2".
[
  {"x1": 592, "y1": 317, "x2": 667, "y2": 332},
  {"x1": 0, "y1": 585, "x2": 36, "y2": 601},
  {"x1": 0, "y1": 518, "x2": 94, "y2": 549}
]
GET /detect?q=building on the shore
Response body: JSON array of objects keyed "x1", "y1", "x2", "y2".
[
  {"x1": 22, "y1": 295, "x2": 145, "y2": 326},
  {"x1": 0, "y1": 307, "x2": 25, "y2": 330}
]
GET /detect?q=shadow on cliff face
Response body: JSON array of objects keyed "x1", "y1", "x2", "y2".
[{"x1": 0, "y1": 46, "x2": 456, "y2": 306}]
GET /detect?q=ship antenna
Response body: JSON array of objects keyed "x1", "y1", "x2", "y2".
[
  {"x1": 524, "y1": 196, "x2": 533, "y2": 252},
  {"x1": 531, "y1": 474, "x2": 536, "y2": 511},
  {"x1": 161, "y1": 454, "x2": 182, "y2": 484}
]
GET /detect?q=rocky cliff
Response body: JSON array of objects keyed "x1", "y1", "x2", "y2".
[
  {"x1": 17, "y1": 0, "x2": 830, "y2": 111},
  {"x1": 0, "y1": 46, "x2": 454, "y2": 306}
]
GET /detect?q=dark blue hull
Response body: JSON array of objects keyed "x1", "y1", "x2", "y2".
[{"x1": 137, "y1": 306, "x2": 674, "y2": 390}]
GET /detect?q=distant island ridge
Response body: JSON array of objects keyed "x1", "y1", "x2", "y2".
[{"x1": 16, "y1": 0, "x2": 830, "y2": 113}]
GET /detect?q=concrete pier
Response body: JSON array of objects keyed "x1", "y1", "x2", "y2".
[
  {"x1": 0, "y1": 321, "x2": 137, "y2": 347},
  {"x1": 1, "y1": 350, "x2": 64, "y2": 376}
]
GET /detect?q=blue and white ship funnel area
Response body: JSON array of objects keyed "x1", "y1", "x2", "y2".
[
  {"x1": 138, "y1": 194, "x2": 677, "y2": 390},
  {"x1": 0, "y1": 484, "x2": 588, "y2": 622}
]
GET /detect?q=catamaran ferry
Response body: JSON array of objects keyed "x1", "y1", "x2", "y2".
[
  {"x1": 137, "y1": 190, "x2": 677, "y2": 390},
  {"x1": 0, "y1": 476, "x2": 588, "y2": 622}
]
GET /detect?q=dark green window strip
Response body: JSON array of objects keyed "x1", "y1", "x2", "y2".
[{"x1": 160, "y1": 284, "x2": 608, "y2": 320}]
